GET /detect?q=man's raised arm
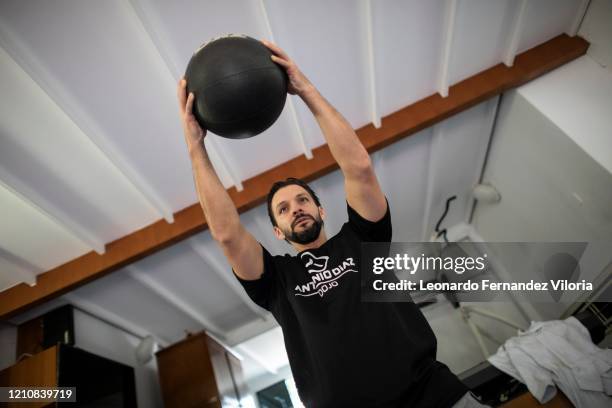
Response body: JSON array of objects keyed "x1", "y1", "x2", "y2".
[
  {"x1": 178, "y1": 79, "x2": 263, "y2": 281},
  {"x1": 263, "y1": 41, "x2": 387, "y2": 222}
]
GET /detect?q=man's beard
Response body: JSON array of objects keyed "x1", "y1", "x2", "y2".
[{"x1": 284, "y1": 214, "x2": 324, "y2": 245}]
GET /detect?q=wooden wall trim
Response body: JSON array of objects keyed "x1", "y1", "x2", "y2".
[{"x1": 0, "y1": 34, "x2": 588, "y2": 319}]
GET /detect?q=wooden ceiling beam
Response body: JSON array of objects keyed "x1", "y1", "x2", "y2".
[{"x1": 0, "y1": 34, "x2": 588, "y2": 319}]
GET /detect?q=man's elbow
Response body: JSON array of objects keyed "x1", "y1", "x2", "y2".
[
  {"x1": 212, "y1": 232, "x2": 233, "y2": 246},
  {"x1": 345, "y1": 155, "x2": 374, "y2": 179},
  {"x1": 210, "y1": 223, "x2": 241, "y2": 245}
]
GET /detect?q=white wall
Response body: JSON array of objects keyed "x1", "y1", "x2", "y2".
[
  {"x1": 471, "y1": 57, "x2": 612, "y2": 320},
  {"x1": 474, "y1": 88, "x2": 612, "y2": 243},
  {"x1": 72, "y1": 309, "x2": 163, "y2": 408},
  {"x1": 579, "y1": 0, "x2": 612, "y2": 73},
  {"x1": 469, "y1": 0, "x2": 612, "y2": 320},
  {"x1": 425, "y1": 297, "x2": 529, "y2": 373}
]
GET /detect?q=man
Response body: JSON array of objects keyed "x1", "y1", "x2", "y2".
[{"x1": 179, "y1": 40, "x2": 486, "y2": 408}]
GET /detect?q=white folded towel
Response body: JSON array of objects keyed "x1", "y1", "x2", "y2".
[{"x1": 488, "y1": 316, "x2": 612, "y2": 408}]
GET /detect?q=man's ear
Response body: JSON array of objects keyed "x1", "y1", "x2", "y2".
[
  {"x1": 319, "y1": 206, "x2": 326, "y2": 220},
  {"x1": 273, "y1": 225, "x2": 285, "y2": 241}
]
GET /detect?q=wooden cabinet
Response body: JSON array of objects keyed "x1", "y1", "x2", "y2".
[
  {"x1": 156, "y1": 332, "x2": 248, "y2": 408},
  {"x1": 0, "y1": 344, "x2": 136, "y2": 407},
  {"x1": 0, "y1": 346, "x2": 57, "y2": 408}
]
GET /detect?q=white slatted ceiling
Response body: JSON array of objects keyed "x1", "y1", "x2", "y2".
[
  {"x1": 0, "y1": 256, "x2": 36, "y2": 290},
  {"x1": 237, "y1": 326, "x2": 288, "y2": 372},
  {"x1": 374, "y1": 129, "x2": 433, "y2": 242},
  {"x1": 0, "y1": 46, "x2": 161, "y2": 257},
  {"x1": 0, "y1": 182, "x2": 89, "y2": 274},
  {"x1": 132, "y1": 235, "x2": 258, "y2": 331},
  {"x1": 371, "y1": 0, "x2": 447, "y2": 114},
  {"x1": 67, "y1": 269, "x2": 205, "y2": 343},
  {"x1": 518, "y1": 0, "x2": 581, "y2": 54},
  {"x1": 449, "y1": 0, "x2": 515, "y2": 85},
  {"x1": 265, "y1": 0, "x2": 372, "y2": 148},
  {"x1": 0, "y1": 0, "x2": 195, "y2": 216}
]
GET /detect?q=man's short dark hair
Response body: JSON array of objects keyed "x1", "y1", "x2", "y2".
[{"x1": 267, "y1": 177, "x2": 321, "y2": 227}]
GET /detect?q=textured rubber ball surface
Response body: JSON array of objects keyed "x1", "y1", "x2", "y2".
[{"x1": 185, "y1": 35, "x2": 288, "y2": 139}]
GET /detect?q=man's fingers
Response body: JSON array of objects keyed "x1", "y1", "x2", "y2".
[
  {"x1": 271, "y1": 54, "x2": 291, "y2": 68},
  {"x1": 177, "y1": 78, "x2": 187, "y2": 114},
  {"x1": 185, "y1": 92, "x2": 195, "y2": 116},
  {"x1": 262, "y1": 40, "x2": 290, "y2": 60}
]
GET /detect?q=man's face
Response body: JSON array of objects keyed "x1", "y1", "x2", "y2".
[{"x1": 271, "y1": 184, "x2": 325, "y2": 245}]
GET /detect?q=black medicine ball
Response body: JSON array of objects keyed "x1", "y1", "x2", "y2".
[{"x1": 184, "y1": 35, "x2": 288, "y2": 139}]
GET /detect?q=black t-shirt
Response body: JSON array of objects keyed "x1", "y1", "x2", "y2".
[{"x1": 236, "y1": 201, "x2": 467, "y2": 407}]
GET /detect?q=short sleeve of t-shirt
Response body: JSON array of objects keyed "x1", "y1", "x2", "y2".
[
  {"x1": 346, "y1": 198, "x2": 392, "y2": 242},
  {"x1": 233, "y1": 245, "x2": 278, "y2": 312}
]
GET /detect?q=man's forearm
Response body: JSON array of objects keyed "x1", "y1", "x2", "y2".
[
  {"x1": 187, "y1": 142, "x2": 240, "y2": 241},
  {"x1": 300, "y1": 86, "x2": 371, "y2": 174}
]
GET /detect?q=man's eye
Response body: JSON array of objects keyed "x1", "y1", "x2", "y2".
[
  {"x1": 300, "y1": 197, "x2": 308, "y2": 202},
  {"x1": 279, "y1": 207, "x2": 286, "y2": 214}
]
